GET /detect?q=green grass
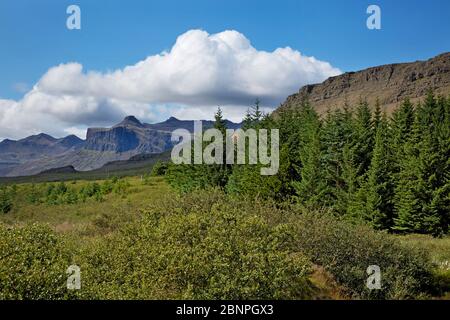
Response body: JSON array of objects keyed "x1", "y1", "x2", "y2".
[
  {"x1": 0, "y1": 176, "x2": 170, "y2": 241},
  {"x1": 398, "y1": 234, "x2": 450, "y2": 298},
  {"x1": 398, "y1": 234, "x2": 450, "y2": 270}
]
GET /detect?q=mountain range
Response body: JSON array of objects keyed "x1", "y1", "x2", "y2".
[{"x1": 0, "y1": 116, "x2": 241, "y2": 177}]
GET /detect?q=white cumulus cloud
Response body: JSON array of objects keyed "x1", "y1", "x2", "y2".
[{"x1": 0, "y1": 29, "x2": 341, "y2": 140}]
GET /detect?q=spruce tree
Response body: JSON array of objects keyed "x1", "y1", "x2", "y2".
[
  {"x1": 390, "y1": 99, "x2": 415, "y2": 170},
  {"x1": 351, "y1": 99, "x2": 375, "y2": 180},
  {"x1": 340, "y1": 143, "x2": 360, "y2": 217},
  {"x1": 226, "y1": 114, "x2": 284, "y2": 200},
  {"x1": 373, "y1": 98, "x2": 382, "y2": 131},
  {"x1": 214, "y1": 107, "x2": 227, "y2": 133},
  {"x1": 204, "y1": 107, "x2": 230, "y2": 188},
  {"x1": 292, "y1": 103, "x2": 326, "y2": 207},
  {"x1": 363, "y1": 114, "x2": 395, "y2": 229},
  {"x1": 252, "y1": 98, "x2": 263, "y2": 122},
  {"x1": 242, "y1": 108, "x2": 253, "y2": 130},
  {"x1": 321, "y1": 108, "x2": 355, "y2": 211}
]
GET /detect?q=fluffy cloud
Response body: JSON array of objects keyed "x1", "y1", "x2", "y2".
[{"x1": 0, "y1": 29, "x2": 341, "y2": 139}]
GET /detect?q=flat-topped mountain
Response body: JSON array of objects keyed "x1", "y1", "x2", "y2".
[
  {"x1": 0, "y1": 116, "x2": 241, "y2": 177},
  {"x1": 278, "y1": 52, "x2": 450, "y2": 114},
  {"x1": 83, "y1": 116, "x2": 240, "y2": 154}
]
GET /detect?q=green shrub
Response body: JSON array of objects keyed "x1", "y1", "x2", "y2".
[
  {"x1": 293, "y1": 212, "x2": 434, "y2": 299},
  {"x1": 150, "y1": 161, "x2": 168, "y2": 176},
  {"x1": 55, "y1": 182, "x2": 68, "y2": 195},
  {"x1": 112, "y1": 179, "x2": 130, "y2": 197},
  {"x1": 101, "y1": 180, "x2": 114, "y2": 194},
  {"x1": 0, "y1": 187, "x2": 13, "y2": 214},
  {"x1": 165, "y1": 163, "x2": 208, "y2": 193},
  {"x1": 78, "y1": 190, "x2": 313, "y2": 299},
  {"x1": 41, "y1": 182, "x2": 81, "y2": 205},
  {"x1": 80, "y1": 182, "x2": 100, "y2": 198},
  {"x1": 0, "y1": 224, "x2": 76, "y2": 299},
  {"x1": 26, "y1": 183, "x2": 42, "y2": 204},
  {"x1": 63, "y1": 188, "x2": 79, "y2": 204}
]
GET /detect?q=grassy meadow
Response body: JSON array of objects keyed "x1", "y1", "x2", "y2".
[
  {"x1": 0, "y1": 175, "x2": 448, "y2": 299},
  {"x1": 0, "y1": 176, "x2": 168, "y2": 237}
]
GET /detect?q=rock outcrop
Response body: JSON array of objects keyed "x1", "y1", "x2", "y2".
[{"x1": 278, "y1": 52, "x2": 450, "y2": 114}]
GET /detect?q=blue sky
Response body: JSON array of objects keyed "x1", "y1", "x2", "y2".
[
  {"x1": 0, "y1": 0, "x2": 449, "y2": 139},
  {"x1": 1, "y1": 0, "x2": 449, "y2": 99}
]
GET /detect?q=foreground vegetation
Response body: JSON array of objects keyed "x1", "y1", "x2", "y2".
[{"x1": 0, "y1": 177, "x2": 448, "y2": 299}]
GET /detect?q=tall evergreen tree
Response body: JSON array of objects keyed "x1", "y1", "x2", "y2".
[
  {"x1": 351, "y1": 99, "x2": 375, "y2": 180},
  {"x1": 373, "y1": 98, "x2": 382, "y2": 131},
  {"x1": 252, "y1": 98, "x2": 263, "y2": 122},
  {"x1": 242, "y1": 108, "x2": 253, "y2": 130},
  {"x1": 205, "y1": 107, "x2": 231, "y2": 188},
  {"x1": 363, "y1": 114, "x2": 395, "y2": 229},
  {"x1": 390, "y1": 99, "x2": 415, "y2": 163},
  {"x1": 214, "y1": 107, "x2": 227, "y2": 133},
  {"x1": 339, "y1": 143, "x2": 360, "y2": 217},
  {"x1": 321, "y1": 108, "x2": 355, "y2": 211},
  {"x1": 292, "y1": 103, "x2": 326, "y2": 207}
]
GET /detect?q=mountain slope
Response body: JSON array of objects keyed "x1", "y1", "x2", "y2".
[
  {"x1": 0, "y1": 133, "x2": 84, "y2": 176},
  {"x1": 277, "y1": 52, "x2": 450, "y2": 114},
  {"x1": 1, "y1": 116, "x2": 241, "y2": 177}
]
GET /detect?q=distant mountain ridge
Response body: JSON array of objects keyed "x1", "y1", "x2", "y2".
[
  {"x1": 0, "y1": 133, "x2": 84, "y2": 176},
  {"x1": 277, "y1": 52, "x2": 450, "y2": 114},
  {"x1": 0, "y1": 116, "x2": 241, "y2": 177}
]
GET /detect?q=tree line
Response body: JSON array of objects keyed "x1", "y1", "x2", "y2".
[{"x1": 166, "y1": 93, "x2": 450, "y2": 236}]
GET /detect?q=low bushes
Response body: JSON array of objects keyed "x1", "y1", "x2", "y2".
[
  {"x1": 79, "y1": 190, "x2": 313, "y2": 299},
  {"x1": 20, "y1": 178, "x2": 131, "y2": 206},
  {"x1": 0, "y1": 190, "x2": 438, "y2": 300},
  {"x1": 0, "y1": 187, "x2": 13, "y2": 214},
  {"x1": 150, "y1": 161, "x2": 168, "y2": 177},
  {"x1": 79, "y1": 191, "x2": 437, "y2": 299},
  {"x1": 293, "y1": 212, "x2": 434, "y2": 299},
  {"x1": 0, "y1": 224, "x2": 75, "y2": 299}
]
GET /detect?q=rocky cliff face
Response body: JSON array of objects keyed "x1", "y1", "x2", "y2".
[
  {"x1": 278, "y1": 52, "x2": 450, "y2": 114},
  {"x1": 85, "y1": 127, "x2": 141, "y2": 153}
]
